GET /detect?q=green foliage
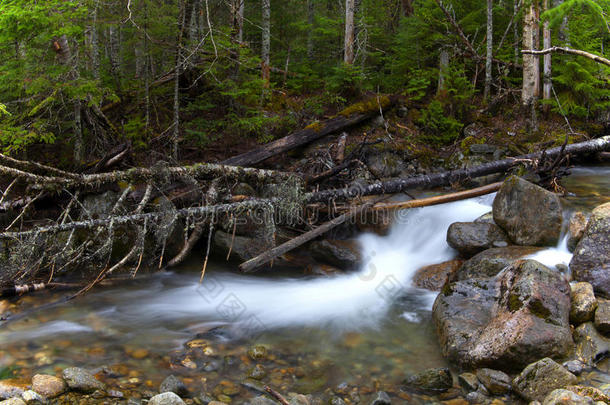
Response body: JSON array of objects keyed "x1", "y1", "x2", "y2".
[
  {"x1": 327, "y1": 63, "x2": 365, "y2": 98},
  {"x1": 417, "y1": 100, "x2": 463, "y2": 145}
]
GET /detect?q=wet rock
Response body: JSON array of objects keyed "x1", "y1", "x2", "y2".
[
  {"x1": 474, "y1": 212, "x2": 494, "y2": 224},
  {"x1": 454, "y1": 246, "x2": 543, "y2": 280},
  {"x1": 20, "y1": 390, "x2": 44, "y2": 405},
  {"x1": 370, "y1": 391, "x2": 391, "y2": 405},
  {"x1": 287, "y1": 393, "x2": 310, "y2": 405},
  {"x1": 595, "y1": 299, "x2": 610, "y2": 335},
  {"x1": 148, "y1": 392, "x2": 186, "y2": 405},
  {"x1": 0, "y1": 381, "x2": 26, "y2": 400},
  {"x1": 160, "y1": 375, "x2": 188, "y2": 397},
  {"x1": 513, "y1": 358, "x2": 578, "y2": 402},
  {"x1": 365, "y1": 151, "x2": 407, "y2": 179},
  {"x1": 570, "y1": 202, "x2": 610, "y2": 298},
  {"x1": 330, "y1": 397, "x2": 346, "y2": 405},
  {"x1": 412, "y1": 259, "x2": 463, "y2": 291},
  {"x1": 31, "y1": 375, "x2": 66, "y2": 399},
  {"x1": 568, "y1": 212, "x2": 588, "y2": 252},
  {"x1": 542, "y1": 389, "x2": 593, "y2": 405},
  {"x1": 214, "y1": 231, "x2": 268, "y2": 262},
  {"x1": 446, "y1": 222, "x2": 510, "y2": 256},
  {"x1": 0, "y1": 399, "x2": 26, "y2": 405},
  {"x1": 247, "y1": 364, "x2": 267, "y2": 380},
  {"x1": 492, "y1": 176, "x2": 563, "y2": 246},
  {"x1": 247, "y1": 345, "x2": 268, "y2": 361},
  {"x1": 475, "y1": 368, "x2": 511, "y2": 395},
  {"x1": 570, "y1": 282, "x2": 598, "y2": 324},
  {"x1": 565, "y1": 386, "x2": 610, "y2": 403},
  {"x1": 457, "y1": 373, "x2": 479, "y2": 392},
  {"x1": 562, "y1": 360, "x2": 587, "y2": 376},
  {"x1": 81, "y1": 190, "x2": 120, "y2": 219},
  {"x1": 247, "y1": 396, "x2": 276, "y2": 405},
  {"x1": 208, "y1": 402, "x2": 228, "y2": 405},
  {"x1": 402, "y1": 367, "x2": 453, "y2": 395},
  {"x1": 309, "y1": 239, "x2": 361, "y2": 270},
  {"x1": 61, "y1": 367, "x2": 105, "y2": 393},
  {"x1": 470, "y1": 144, "x2": 497, "y2": 155},
  {"x1": 465, "y1": 391, "x2": 488, "y2": 404},
  {"x1": 573, "y1": 322, "x2": 610, "y2": 365},
  {"x1": 434, "y1": 260, "x2": 572, "y2": 371}
]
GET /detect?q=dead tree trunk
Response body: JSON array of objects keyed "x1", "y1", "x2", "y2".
[{"x1": 344, "y1": 0, "x2": 355, "y2": 64}]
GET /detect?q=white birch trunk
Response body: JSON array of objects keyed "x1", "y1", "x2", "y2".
[
  {"x1": 261, "y1": 0, "x2": 271, "y2": 87},
  {"x1": 522, "y1": 0, "x2": 539, "y2": 106},
  {"x1": 484, "y1": 0, "x2": 493, "y2": 100},
  {"x1": 344, "y1": 0, "x2": 355, "y2": 64}
]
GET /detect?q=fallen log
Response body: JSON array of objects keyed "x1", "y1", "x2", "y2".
[
  {"x1": 222, "y1": 96, "x2": 396, "y2": 167},
  {"x1": 307, "y1": 135, "x2": 610, "y2": 203},
  {"x1": 238, "y1": 196, "x2": 387, "y2": 272}
]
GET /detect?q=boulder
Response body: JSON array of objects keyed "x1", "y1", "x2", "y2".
[
  {"x1": 402, "y1": 367, "x2": 453, "y2": 395},
  {"x1": 457, "y1": 373, "x2": 479, "y2": 392},
  {"x1": 454, "y1": 246, "x2": 543, "y2": 281},
  {"x1": 31, "y1": 374, "x2": 66, "y2": 398},
  {"x1": 475, "y1": 369, "x2": 511, "y2": 395},
  {"x1": 570, "y1": 202, "x2": 610, "y2": 298},
  {"x1": 148, "y1": 392, "x2": 186, "y2": 405},
  {"x1": 0, "y1": 381, "x2": 26, "y2": 400},
  {"x1": 565, "y1": 386, "x2": 610, "y2": 403},
  {"x1": 309, "y1": 239, "x2": 361, "y2": 270},
  {"x1": 573, "y1": 322, "x2": 610, "y2": 365},
  {"x1": 492, "y1": 176, "x2": 563, "y2": 246},
  {"x1": 570, "y1": 282, "x2": 598, "y2": 324},
  {"x1": 542, "y1": 389, "x2": 593, "y2": 405},
  {"x1": 412, "y1": 259, "x2": 463, "y2": 291},
  {"x1": 446, "y1": 222, "x2": 510, "y2": 256},
  {"x1": 595, "y1": 299, "x2": 610, "y2": 335},
  {"x1": 433, "y1": 260, "x2": 573, "y2": 371},
  {"x1": 474, "y1": 212, "x2": 494, "y2": 224},
  {"x1": 513, "y1": 358, "x2": 578, "y2": 402},
  {"x1": 61, "y1": 367, "x2": 105, "y2": 393},
  {"x1": 159, "y1": 375, "x2": 188, "y2": 397},
  {"x1": 214, "y1": 230, "x2": 268, "y2": 262},
  {"x1": 567, "y1": 212, "x2": 588, "y2": 252}
]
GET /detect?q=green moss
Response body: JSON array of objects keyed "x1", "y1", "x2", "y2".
[
  {"x1": 304, "y1": 121, "x2": 323, "y2": 132},
  {"x1": 528, "y1": 299, "x2": 552, "y2": 320},
  {"x1": 508, "y1": 293, "x2": 524, "y2": 312},
  {"x1": 337, "y1": 96, "x2": 391, "y2": 117},
  {"x1": 442, "y1": 282, "x2": 454, "y2": 296}
]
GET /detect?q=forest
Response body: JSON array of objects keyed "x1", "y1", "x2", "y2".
[{"x1": 0, "y1": 1, "x2": 610, "y2": 404}]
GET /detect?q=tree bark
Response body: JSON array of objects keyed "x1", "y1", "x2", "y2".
[
  {"x1": 344, "y1": 0, "x2": 355, "y2": 64},
  {"x1": 542, "y1": 0, "x2": 552, "y2": 113},
  {"x1": 307, "y1": 0, "x2": 315, "y2": 59},
  {"x1": 222, "y1": 96, "x2": 395, "y2": 167},
  {"x1": 401, "y1": 0, "x2": 414, "y2": 16},
  {"x1": 261, "y1": 0, "x2": 271, "y2": 87},
  {"x1": 522, "y1": 46, "x2": 610, "y2": 67},
  {"x1": 438, "y1": 49, "x2": 449, "y2": 93},
  {"x1": 109, "y1": 25, "x2": 122, "y2": 94},
  {"x1": 307, "y1": 135, "x2": 610, "y2": 203},
  {"x1": 522, "y1": 0, "x2": 540, "y2": 106},
  {"x1": 484, "y1": 0, "x2": 493, "y2": 100}
]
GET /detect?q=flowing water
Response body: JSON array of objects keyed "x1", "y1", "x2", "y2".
[{"x1": 0, "y1": 166, "x2": 609, "y2": 403}]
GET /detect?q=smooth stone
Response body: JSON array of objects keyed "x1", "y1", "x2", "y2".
[
  {"x1": 32, "y1": 374, "x2": 65, "y2": 398},
  {"x1": 0, "y1": 399, "x2": 26, "y2": 405},
  {"x1": 370, "y1": 391, "x2": 391, "y2": 405},
  {"x1": 159, "y1": 375, "x2": 188, "y2": 397},
  {"x1": 434, "y1": 260, "x2": 572, "y2": 371},
  {"x1": 446, "y1": 222, "x2": 510, "y2": 256},
  {"x1": 513, "y1": 358, "x2": 578, "y2": 402},
  {"x1": 474, "y1": 212, "x2": 495, "y2": 224},
  {"x1": 247, "y1": 364, "x2": 267, "y2": 380},
  {"x1": 214, "y1": 231, "x2": 267, "y2": 262},
  {"x1": 475, "y1": 368, "x2": 511, "y2": 395},
  {"x1": 454, "y1": 246, "x2": 543, "y2": 280},
  {"x1": 542, "y1": 389, "x2": 593, "y2": 405},
  {"x1": 412, "y1": 259, "x2": 463, "y2": 291},
  {"x1": 570, "y1": 282, "x2": 598, "y2": 324},
  {"x1": 0, "y1": 381, "x2": 26, "y2": 401},
  {"x1": 492, "y1": 176, "x2": 562, "y2": 246},
  {"x1": 457, "y1": 373, "x2": 479, "y2": 392},
  {"x1": 562, "y1": 360, "x2": 587, "y2": 376},
  {"x1": 465, "y1": 391, "x2": 488, "y2": 404},
  {"x1": 573, "y1": 322, "x2": 610, "y2": 365},
  {"x1": 20, "y1": 390, "x2": 45, "y2": 405},
  {"x1": 247, "y1": 345, "x2": 268, "y2": 361},
  {"x1": 595, "y1": 299, "x2": 610, "y2": 335},
  {"x1": 61, "y1": 367, "x2": 105, "y2": 393},
  {"x1": 402, "y1": 367, "x2": 453, "y2": 395},
  {"x1": 247, "y1": 396, "x2": 276, "y2": 405},
  {"x1": 570, "y1": 202, "x2": 610, "y2": 298},
  {"x1": 330, "y1": 397, "x2": 345, "y2": 405},
  {"x1": 148, "y1": 392, "x2": 186, "y2": 405},
  {"x1": 568, "y1": 212, "x2": 588, "y2": 252}
]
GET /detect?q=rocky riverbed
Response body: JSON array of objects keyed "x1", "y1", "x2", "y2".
[{"x1": 0, "y1": 166, "x2": 609, "y2": 405}]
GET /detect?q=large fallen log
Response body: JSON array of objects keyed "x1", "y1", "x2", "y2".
[
  {"x1": 307, "y1": 135, "x2": 610, "y2": 203},
  {"x1": 222, "y1": 96, "x2": 396, "y2": 167}
]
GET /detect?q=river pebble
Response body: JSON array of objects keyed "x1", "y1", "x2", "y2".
[{"x1": 31, "y1": 374, "x2": 66, "y2": 398}]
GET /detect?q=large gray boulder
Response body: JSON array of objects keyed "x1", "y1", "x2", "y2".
[
  {"x1": 214, "y1": 230, "x2": 268, "y2": 262},
  {"x1": 433, "y1": 260, "x2": 573, "y2": 371},
  {"x1": 570, "y1": 202, "x2": 610, "y2": 298},
  {"x1": 492, "y1": 176, "x2": 562, "y2": 246},
  {"x1": 309, "y1": 239, "x2": 361, "y2": 270},
  {"x1": 61, "y1": 367, "x2": 105, "y2": 393},
  {"x1": 454, "y1": 245, "x2": 543, "y2": 280},
  {"x1": 446, "y1": 222, "x2": 510, "y2": 256},
  {"x1": 513, "y1": 358, "x2": 578, "y2": 402}
]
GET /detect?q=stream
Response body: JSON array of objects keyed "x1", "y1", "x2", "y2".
[{"x1": 1, "y1": 166, "x2": 609, "y2": 404}]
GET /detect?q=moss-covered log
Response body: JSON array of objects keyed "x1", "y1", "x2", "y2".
[{"x1": 221, "y1": 95, "x2": 396, "y2": 167}]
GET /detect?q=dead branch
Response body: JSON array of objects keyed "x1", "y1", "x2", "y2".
[{"x1": 522, "y1": 47, "x2": 610, "y2": 67}]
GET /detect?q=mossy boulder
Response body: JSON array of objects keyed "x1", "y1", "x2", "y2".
[
  {"x1": 513, "y1": 358, "x2": 577, "y2": 402},
  {"x1": 570, "y1": 202, "x2": 610, "y2": 298},
  {"x1": 492, "y1": 176, "x2": 562, "y2": 246},
  {"x1": 454, "y1": 246, "x2": 543, "y2": 281},
  {"x1": 433, "y1": 260, "x2": 572, "y2": 371}
]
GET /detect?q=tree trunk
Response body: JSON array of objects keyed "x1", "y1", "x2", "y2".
[
  {"x1": 173, "y1": 1, "x2": 187, "y2": 161},
  {"x1": 91, "y1": 1, "x2": 100, "y2": 80},
  {"x1": 484, "y1": 0, "x2": 493, "y2": 100},
  {"x1": 514, "y1": 0, "x2": 520, "y2": 65},
  {"x1": 522, "y1": 0, "x2": 539, "y2": 106},
  {"x1": 438, "y1": 48, "x2": 449, "y2": 93},
  {"x1": 261, "y1": 0, "x2": 271, "y2": 88},
  {"x1": 542, "y1": 0, "x2": 552, "y2": 113},
  {"x1": 401, "y1": 0, "x2": 414, "y2": 16},
  {"x1": 109, "y1": 25, "x2": 122, "y2": 94},
  {"x1": 344, "y1": 0, "x2": 355, "y2": 64}
]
